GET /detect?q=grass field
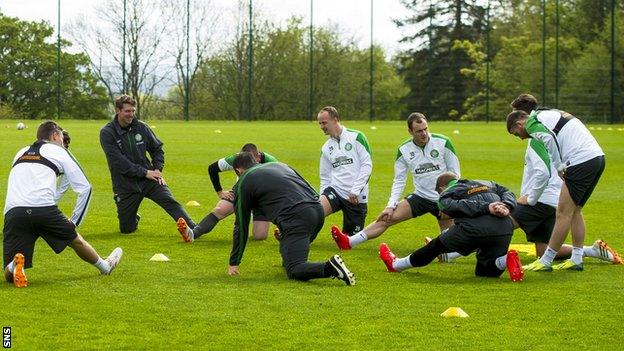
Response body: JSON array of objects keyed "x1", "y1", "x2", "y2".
[{"x1": 0, "y1": 120, "x2": 623, "y2": 350}]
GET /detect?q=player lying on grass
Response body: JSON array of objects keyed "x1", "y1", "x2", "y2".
[
  {"x1": 330, "y1": 112, "x2": 459, "y2": 251},
  {"x1": 227, "y1": 152, "x2": 355, "y2": 285},
  {"x1": 4, "y1": 121, "x2": 122, "y2": 288},
  {"x1": 176, "y1": 143, "x2": 277, "y2": 242},
  {"x1": 379, "y1": 172, "x2": 524, "y2": 282}
]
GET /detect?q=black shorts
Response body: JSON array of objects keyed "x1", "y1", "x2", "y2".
[
  {"x1": 3, "y1": 206, "x2": 77, "y2": 269},
  {"x1": 322, "y1": 187, "x2": 367, "y2": 235},
  {"x1": 438, "y1": 224, "x2": 512, "y2": 264},
  {"x1": 565, "y1": 155, "x2": 605, "y2": 206},
  {"x1": 511, "y1": 203, "x2": 556, "y2": 244},
  {"x1": 405, "y1": 194, "x2": 440, "y2": 219}
]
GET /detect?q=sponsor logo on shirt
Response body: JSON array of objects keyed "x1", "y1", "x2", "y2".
[
  {"x1": 414, "y1": 162, "x2": 440, "y2": 174},
  {"x1": 467, "y1": 185, "x2": 489, "y2": 195},
  {"x1": 409, "y1": 151, "x2": 416, "y2": 160},
  {"x1": 332, "y1": 156, "x2": 354, "y2": 168}
]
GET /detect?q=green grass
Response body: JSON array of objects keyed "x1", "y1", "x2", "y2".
[{"x1": 1, "y1": 120, "x2": 623, "y2": 350}]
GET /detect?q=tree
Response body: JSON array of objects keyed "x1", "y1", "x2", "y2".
[
  {"x1": 395, "y1": 0, "x2": 490, "y2": 120},
  {"x1": 0, "y1": 13, "x2": 108, "y2": 119},
  {"x1": 68, "y1": 0, "x2": 173, "y2": 118},
  {"x1": 191, "y1": 16, "x2": 407, "y2": 120}
]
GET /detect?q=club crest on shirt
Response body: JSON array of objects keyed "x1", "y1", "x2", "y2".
[
  {"x1": 135, "y1": 134, "x2": 143, "y2": 142},
  {"x1": 430, "y1": 149, "x2": 439, "y2": 158},
  {"x1": 345, "y1": 143, "x2": 352, "y2": 151}
]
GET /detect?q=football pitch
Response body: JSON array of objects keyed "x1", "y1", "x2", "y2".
[{"x1": 1, "y1": 120, "x2": 623, "y2": 349}]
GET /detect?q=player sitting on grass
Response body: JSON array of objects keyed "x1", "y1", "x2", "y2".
[
  {"x1": 379, "y1": 172, "x2": 524, "y2": 282},
  {"x1": 4, "y1": 121, "x2": 122, "y2": 287},
  {"x1": 317, "y1": 106, "x2": 373, "y2": 238},
  {"x1": 330, "y1": 112, "x2": 460, "y2": 252},
  {"x1": 176, "y1": 143, "x2": 278, "y2": 242}
]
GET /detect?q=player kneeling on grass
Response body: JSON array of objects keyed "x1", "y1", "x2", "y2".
[
  {"x1": 426, "y1": 133, "x2": 621, "y2": 266},
  {"x1": 227, "y1": 152, "x2": 355, "y2": 285},
  {"x1": 177, "y1": 143, "x2": 278, "y2": 243},
  {"x1": 3, "y1": 121, "x2": 122, "y2": 288},
  {"x1": 379, "y1": 172, "x2": 524, "y2": 282}
]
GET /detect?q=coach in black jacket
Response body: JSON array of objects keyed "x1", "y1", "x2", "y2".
[
  {"x1": 379, "y1": 171, "x2": 522, "y2": 279},
  {"x1": 99, "y1": 95, "x2": 195, "y2": 234}
]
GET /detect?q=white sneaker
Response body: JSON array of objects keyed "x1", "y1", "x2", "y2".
[
  {"x1": 592, "y1": 240, "x2": 622, "y2": 264},
  {"x1": 103, "y1": 247, "x2": 123, "y2": 275}
]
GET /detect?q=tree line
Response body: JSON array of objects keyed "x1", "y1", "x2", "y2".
[{"x1": 1, "y1": 0, "x2": 622, "y2": 122}]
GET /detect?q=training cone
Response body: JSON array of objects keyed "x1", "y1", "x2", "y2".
[
  {"x1": 186, "y1": 200, "x2": 201, "y2": 207},
  {"x1": 440, "y1": 307, "x2": 469, "y2": 318},
  {"x1": 150, "y1": 253, "x2": 170, "y2": 262}
]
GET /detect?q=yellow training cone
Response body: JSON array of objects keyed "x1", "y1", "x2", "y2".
[
  {"x1": 150, "y1": 253, "x2": 170, "y2": 262},
  {"x1": 186, "y1": 200, "x2": 201, "y2": 207},
  {"x1": 441, "y1": 307, "x2": 469, "y2": 318}
]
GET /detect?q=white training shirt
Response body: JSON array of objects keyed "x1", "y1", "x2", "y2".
[
  {"x1": 4, "y1": 142, "x2": 92, "y2": 226},
  {"x1": 387, "y1": 134, "x2": 460, "y2": 207},
  {"x1": 521, "y1": 139, "x2": 561, "y2": 207},
  {"x1": 320, "y1": 127, "x2": 373, "y2": 203},
  {"x1": 527, "y1": 109, "x2": 604, "y2": 171}
]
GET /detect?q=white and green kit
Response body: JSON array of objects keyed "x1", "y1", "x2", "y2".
[
  {"x1": 320, "y1": 127, "x2": 372, "y2": 202},
  {"x1": 386, "y1": 133, "x2": 460, "y2": 208}
]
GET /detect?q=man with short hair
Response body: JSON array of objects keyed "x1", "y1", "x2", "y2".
[
  {"x1": 100, "y1": 95, "x2": 195, "y2": 234},
  {"x1": 379, "y1": 172, "x2": 524, "y2": 282},
  {"x1": 318, "y1": 106, "x2": 372, "y2": 237},
  {"x1": 3, "y1": 121, "x2": 122, "y2": 287},
  {"x1": 228, "y1": 152, "x2": 355, "y2": 285},
  {"x1": 506, "y1": 95, "x2": 606, "y2": 271},
  {"x1": 176, "y1": 143, "x2": 278, "y2": 242},
  {"x1": 331, "y1": 112, "x2": 460, "y2": 251}
]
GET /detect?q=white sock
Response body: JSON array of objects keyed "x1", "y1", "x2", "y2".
[
  {"x1": 540, "y1": 246, "x2": 557, "y2": 265},
  {"x1": 94, "y1": 257, "x2": 110, "y2": 274},
  {"x1": 582, "y1": 245, "x2": 596, "y2": 257},
  {"x1": 348, "y1": 231, "x2": 368, "y2": 248},
  {"x1": 6, "y1": 261, "x2": 15, "y2": 274},
  {"x1": 393, "y1": 256, "x2": 413, "y2": 271},
  {"x1": 495, "y1": 255, "x2": 507, "y2": 271},
  {"x1": 571, "y1": 246, "x2": 584, "y2": 265},
  {"x1": 447, "y1": 252, "x2": 463, "y2": 260}
]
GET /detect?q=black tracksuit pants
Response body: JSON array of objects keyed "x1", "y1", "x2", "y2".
[
  {"x1": 115, "y1": 181, "x2": 194, "y2": 233},
  {"x1": 278, "y1": 204, "x2": 331, "y2": 281}
]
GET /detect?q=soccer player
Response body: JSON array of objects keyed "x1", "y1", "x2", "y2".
[
  {"x1": 3, "y1": 121, "x2": 122, "y2": 287},
  {"x1": 228, "y1": 152, "x2": 355, "y2": 285},
  {"x1": 379, "y1": 172, "x2": 524, "y2": 282},
  {"x1": 100, "y1": 95, "x2": 195, "y2": 234},
  {"x1": 176, "y1": 143, "x2": 278, "y2": 242},
  {"x1": 507, "y1": 94, "x2": 606, "y2": 271},
  {"x1": 331, "y1": 112, "x2": 460, "y2": 251},
  {"x1": 434, "y1": 137, "x2": 621, "y2": 265},
  {"x1": 318, "y1": 106, "x2": 372, "y2": 236}
]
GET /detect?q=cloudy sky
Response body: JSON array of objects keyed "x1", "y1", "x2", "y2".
[{"x1": 1, "y1": 0, "x2": 411, "y2": 56}]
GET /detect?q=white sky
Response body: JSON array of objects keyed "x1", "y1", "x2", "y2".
[{"x1": 0, "y1": 0, "x2": 409, "y2": 56}]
